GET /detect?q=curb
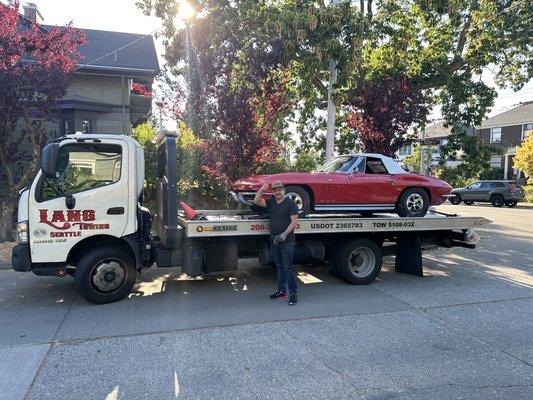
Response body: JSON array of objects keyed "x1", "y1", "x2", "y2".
[{"x1": 0, "y1": 262, "x2": 11, "y2": 270}]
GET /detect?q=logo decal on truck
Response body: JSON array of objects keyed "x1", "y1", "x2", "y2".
[{"x1": 38, "y1": 209, "x2": 110, "y2": 236}]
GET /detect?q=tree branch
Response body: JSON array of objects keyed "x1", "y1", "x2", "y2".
[{"x1": 0, "y1": 142, "x2": 16, "y2": 194}]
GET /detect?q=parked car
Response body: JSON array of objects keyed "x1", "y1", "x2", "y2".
[
  {"x1": 449, "y1": 180, "x2": 525, "y2": 207},
  {"x1": 232, "y1": 153, "x2": 452, "y2": 217}
]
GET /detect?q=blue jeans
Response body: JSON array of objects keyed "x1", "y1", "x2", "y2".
[{"x1": 271, "y1": 240, "x2": 297, "y2": 295}]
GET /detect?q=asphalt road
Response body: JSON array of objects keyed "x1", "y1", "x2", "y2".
[{"x1": 0, "y1": 204, "x2": 532, "y2": 400}]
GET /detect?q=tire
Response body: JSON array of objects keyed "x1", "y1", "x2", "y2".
[
  {"x1": 506, "y1": 201, "x2": 517, "y2": 207},
  {"x1": 335, "y1": 238, "x2": 382, "y2": 285},
  {"x1": 491, "y1": 195, "x2": 505, "y2": 208},
  {"x1": 396, "y1": 188, "x2": 430, "y2": 217},
  {"x1": 464, "y1": 200, "x2": 474, "y2": 205},
  {"x1": 449, "y1": 195, "x2": 461, "y2": 205},
  {"x1": 74, "y1": 246, "x2": 136, "y2": 304},
  {"x1": 285, "y1": 186, "x2": 311, "y2": 212}
]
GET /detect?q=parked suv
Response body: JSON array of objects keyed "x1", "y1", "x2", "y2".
[{"x1": 449, "y1": 180, "x2": 525, "y2": 207}]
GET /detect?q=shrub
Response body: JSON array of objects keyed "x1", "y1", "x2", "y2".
[
  {"x1": 525, "y1": 185, "x2": 533, "y2": 203},
  {"x1": 480, "y1": 167, "x2": 504, "y2": 180},
  {"x1": 435, "y1": 166, "x2": 477, "y2": 188}
]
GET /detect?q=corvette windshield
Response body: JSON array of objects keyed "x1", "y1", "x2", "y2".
[{"x1": 317, "y1": 156, "x2": 362, "y2": 173}]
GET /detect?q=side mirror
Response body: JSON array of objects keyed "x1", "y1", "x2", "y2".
[{"x1": 41, "y1": 143, "x2": 59, "y2": 179}]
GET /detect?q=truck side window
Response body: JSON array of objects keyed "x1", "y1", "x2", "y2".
[{"x1": 38, "y1": 144, "x2": 122, "y2": 202}]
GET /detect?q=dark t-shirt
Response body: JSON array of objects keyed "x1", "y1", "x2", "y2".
[{"x1": 266, "y1": 197, "x2": 299, "y2": 241}]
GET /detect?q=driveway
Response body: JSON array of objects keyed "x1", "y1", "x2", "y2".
[{"x1": 0, "y1": 204, "x2": 532, "y2": 400}]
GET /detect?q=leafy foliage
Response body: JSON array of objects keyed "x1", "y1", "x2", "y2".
[
  {"x1": 434, "y1": 166, "x2": 477, "y2": 189},
  {"x1": 139, "y1": 0, "x2": 296, "y2": 193},
  {"x1": 346, "y1": 76, "x2": 428, "y2": 155},
  {"x1": 440, "y1": 132, "x2": 495, "y2": 179},
  {"x1": 139, "y1": 0, "x2": 532, "y2": 181},
  {"x1": 514, "y1": 134, "x2": 533, "y2": 178},
  {"x1": 402, "y1": 144, "x2": 431, "y2": 173},
  {"x1": 293, "y1": 148, "x2": 320, "y2": 172}
]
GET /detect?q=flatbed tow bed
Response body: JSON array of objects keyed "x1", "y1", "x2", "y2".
[
  {"x1": 170, "y1": 208, "x2": 488, "y2": 283},
  {"x1": 12, "y1": 133, "x2": 490, "y2": 304}
]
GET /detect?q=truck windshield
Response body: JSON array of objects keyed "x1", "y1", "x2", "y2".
[
  {"x1": 316, "y1": 156, "x2": 363, "y2": 173},
  {"x1": 39, "y1": 144, "x2": 122, "y2": 202}
]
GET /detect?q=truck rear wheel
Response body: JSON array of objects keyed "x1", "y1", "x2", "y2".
[
  {"x1": 335, "y1": 239, "x2": 382, "y2": 284},
  {"x1": 75, "y1": 247, "x2": 136, "y2": 304}
]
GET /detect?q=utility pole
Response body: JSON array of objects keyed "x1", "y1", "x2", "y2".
[
  {"x1": 419, "y1": 131, "x2": 425, "y2": 175},
  {"x1": 325, "y1": 59, "x2": 337, "y2": 162}
]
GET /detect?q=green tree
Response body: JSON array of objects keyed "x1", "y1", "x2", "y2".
[
  {"x1": 514, "y1": 134, "x2": 533, "y2": 178},
  {"x1": 440, "y1": 132, "x2": 494, "y2": 179},
  {"x1": 140, "y1": 0, "x2": 532, "y2": 160},
  {"x1": 294, "y1": 148, "x2": 320, "y2": 172},
  {"x1": 131, "y1": 123, "x2": 157, "y2": 203}
]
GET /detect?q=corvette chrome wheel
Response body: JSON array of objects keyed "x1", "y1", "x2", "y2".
[
  {"x1": 286, "y1": 192, "x2": 304, "y2": 210},
  {"x1": 406, "y1": 193, "x2": 424, "y2": 213}
]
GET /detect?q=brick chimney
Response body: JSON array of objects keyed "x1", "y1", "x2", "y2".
[{"x1": 22, "y1": 3, "x2": 44, "y2": 24}]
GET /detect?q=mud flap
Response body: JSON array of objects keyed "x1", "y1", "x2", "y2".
[{"x1": 395, "y1": 234, "x2": 423, "y2": 277}]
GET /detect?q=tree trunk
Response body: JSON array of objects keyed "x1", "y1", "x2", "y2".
[{"x1": 0, "y1": 199, "x2": 16, "y2": 242}]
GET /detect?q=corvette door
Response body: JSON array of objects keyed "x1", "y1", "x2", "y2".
[{"x1": 346, "y1": 158, "x2": 398, "y2": 206}]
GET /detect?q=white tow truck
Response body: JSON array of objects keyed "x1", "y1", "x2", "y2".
[{"x1": 12, "y1": 133, "x2": 490, "y2": 304}]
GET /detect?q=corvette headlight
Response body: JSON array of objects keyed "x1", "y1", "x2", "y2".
[{"x1": 17, "y1": 221, "x2": 28, "y2": 244}]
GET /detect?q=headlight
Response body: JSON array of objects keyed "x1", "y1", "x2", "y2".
[{"x1": 17, "y1": 221, "x2": 28, "y2": 244}]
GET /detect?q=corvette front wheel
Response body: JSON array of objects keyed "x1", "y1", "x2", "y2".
[
  {"x1": 285, "y1": 186, "x2": 311, "y2": 212},
  {"x1": 396, "y1": 188, "x2": 429, "y2": 217}
]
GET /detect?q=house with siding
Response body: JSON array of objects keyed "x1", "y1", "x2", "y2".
[
  {"x1": 476, "y1": 102, "x2": 533, "y2": 180},
  {"x1": 23, "y1": 3, "x2": 160, "y2": 135}
]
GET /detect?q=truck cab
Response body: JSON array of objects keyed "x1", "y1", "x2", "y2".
[{"x1": 12, "y1": 134, "x2": 151, "y2": 302}]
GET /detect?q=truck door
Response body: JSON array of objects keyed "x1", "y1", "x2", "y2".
[{"x1": 28, "y1": 139, "x2": 129, "y2": 264}]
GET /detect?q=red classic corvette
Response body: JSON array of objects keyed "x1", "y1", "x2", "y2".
[{"x1": 232, "y1": 154, "x2": 452, "y2": 217}]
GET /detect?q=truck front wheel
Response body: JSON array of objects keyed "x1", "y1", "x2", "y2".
[
  {"x1": 74, "y1": 247, "x2": 136, "y2": 304},
  {"x1": 335, "y1": 239, "x2": 382, "y2": 284}
]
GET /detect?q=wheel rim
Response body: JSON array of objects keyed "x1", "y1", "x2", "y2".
[
  {"x1": 90, "y1": 259, "x2": 126, "y2": 293},
  {"x1": 286, "y1": 192, "x2": 304, "y2": 210},
  {"x1": 406, "y1": 193, "x2": 424, "y2": 213},
  {"x1": 493, "y1": 197, "x2": 504, "y2": 206},
  {"x1": 348, "y1": 247, "x2": 375, "y2": 277}
]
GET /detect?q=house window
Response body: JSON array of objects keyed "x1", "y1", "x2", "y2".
[
  {"x1": 490, "y1": 127, "x2": 501, "y2": 143},
  {"x1": 398, "y1": 145, "x2": 412, "y2": 156},
  {"x1": 522, "y1": 123, "x2": 533, "y2": 140},
  {"x1": 81, "y1": 119, "x2": 92, "y2": 134},
  {"x1": 490, "y1": 156, "x2": 502, "y2": 168}
]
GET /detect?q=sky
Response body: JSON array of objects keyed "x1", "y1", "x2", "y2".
[{"x1": 15, "y1": 0, "x2": 533, "y2": 121}]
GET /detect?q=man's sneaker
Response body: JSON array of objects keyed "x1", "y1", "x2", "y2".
[
  {"x1": 268, "y1": 290, "x2": 287, "y2": 299},
  {"x1": 288, "y1": 294, "x2": 298, "y2": 306}
]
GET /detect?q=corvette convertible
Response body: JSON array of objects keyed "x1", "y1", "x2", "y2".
[{"x1": 232, "y1": 154, "x2": 452, "y2": 217}]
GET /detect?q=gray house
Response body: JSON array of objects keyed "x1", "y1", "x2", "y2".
[{"x1": 23, "y1": 3, "x2": 160, "y2": 135}]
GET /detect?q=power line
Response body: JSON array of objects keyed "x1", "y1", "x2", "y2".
[{"x1": 78, "y1": 25, "x2": 163, "y2": 69}]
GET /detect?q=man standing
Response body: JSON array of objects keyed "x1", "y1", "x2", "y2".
[{"x1": 254, "y1": 181, "x2": 299, "y2": 305}]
